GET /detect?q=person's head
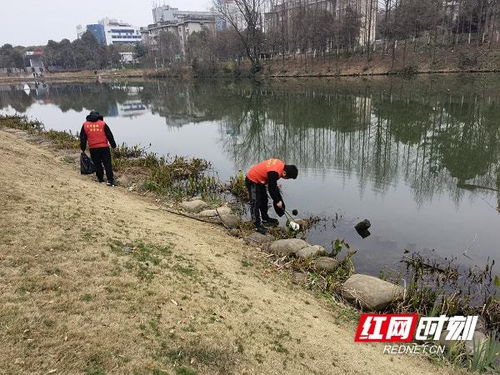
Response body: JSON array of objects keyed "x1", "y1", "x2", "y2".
[
  {"x1": 283, "y1": 164, "x2": 298, "y2": 179},
  {"x1": 86, "y1": 111, "x2": 100, "y2": 122}
]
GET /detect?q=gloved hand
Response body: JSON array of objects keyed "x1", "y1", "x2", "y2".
[{"x1": 273, "y1": 200, "x2": 285, "y2": 217}]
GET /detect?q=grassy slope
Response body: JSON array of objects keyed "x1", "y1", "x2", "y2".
[
  {"x1": 264, "y1": 45, "x2": 500, "y2": 77},
  {"x1": 0, "y1": 129, "x2": 461, "y2": 375}
]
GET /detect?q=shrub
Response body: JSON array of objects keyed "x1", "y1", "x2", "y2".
[
  {"x1": 44, "y1": 129, "x2": 79, "y2": 149},
  {"x1": 0, "y1": 115, "x2": 44, "y2": 132},
  {"x1": 228, "y1": 171, "x2": 247, "y2": 201},
  {"x1": 395, "y1": 62, "x2": 419, "y2": 76},
  {"x1": 458, "y1": 52, "x2": 479, "y2": 70}
]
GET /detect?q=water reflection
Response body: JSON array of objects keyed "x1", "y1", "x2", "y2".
[
  {"x1": 2, "y1": 77, "x2": 499, "y2": 210},
  {"x1": 1, "y1": 77, "x2": 499, "y2": 272},
  {"x1": 140, "y1": 78, "x2": 500, "y2": 210},
  {"x1": 0, "y1": 82, "x2": 146, "y2": 118}
]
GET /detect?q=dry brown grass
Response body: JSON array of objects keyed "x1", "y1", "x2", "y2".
[
  {"x1": 264, "y1": 44, "x2": 500, "y2": 77},
  {"x1": 0, "y1": 129, "x2": 464, "y2": 375},
  {"x1": 0, "y1": 69, "x2": 152, "y2": 84}
]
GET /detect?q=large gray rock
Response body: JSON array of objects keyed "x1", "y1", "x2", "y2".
[
  {"x1": 341, "y1": 274, "x2": 404, "y2": 310},
  {"x1": 198, "y1": 209, "x2": 218, "y2": 217},
  {"x1": 198, "y1": 206, "x2": 232, "y2": 217},
  {"x1": 180, "y1": 199, "x2": 209, "y2": 213},
  {"x1": 464, "y1": 331, "x2": 489, "y2": 356},
  {"x1": 215, "y1": 206, "x2": 232, "y2": 216},
  {"x1": 296, "y1": 245, "x2": 325, "y2": 259},
  {"x1": 269, "y1": 239, "x2": 309, "y2": 256},
  {"x1": 219, "y1": 214, "x2": 240, "y2": 229},
  {"x1": 437, "y1": 330, "x2": 492, "y2": 356},
  {"x1": 313, "y1": 257, "x2": 339, "y2": 272},
  {"x1": 437, "y1": 317, "x2": 494, "y2": 354},
  {"x1": 244, "y1": 232, "x2": 274, "y2": 245}
]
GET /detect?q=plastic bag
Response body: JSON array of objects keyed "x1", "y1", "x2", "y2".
[{"x1": 80, "y1": 152, "x2": 96, "y2": 175}]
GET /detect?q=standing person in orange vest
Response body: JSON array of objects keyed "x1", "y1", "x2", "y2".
[
  {"x1": 79, "y1": 111, "x2": 117, "y2": 186},
  {"x1": 245, "y1": 159, "x2": 298, "y2": 234}
]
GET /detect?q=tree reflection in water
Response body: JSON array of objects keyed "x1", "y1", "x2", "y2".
[
  {"x1": 136, "y1": 77, "x2": 500, "y2": 209},
  {"x1": 1, "y1": 76, "x2": 499, "y2": 209}
]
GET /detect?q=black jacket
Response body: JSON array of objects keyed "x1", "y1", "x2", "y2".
[
  {"x1": 267, "y1": 171, "x2": 283, "y2": 203},
  {"x1": 80, "y1": 113, "x2": 116, "y2": 151}
]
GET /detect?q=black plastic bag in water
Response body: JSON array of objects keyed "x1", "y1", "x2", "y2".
[{"x1": 80, "y1": 152, "x2": 96, "y2": 175}]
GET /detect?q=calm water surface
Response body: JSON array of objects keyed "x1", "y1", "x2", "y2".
[{"x1": 1, "y1": 76, "x2": 499, "y2": 275}]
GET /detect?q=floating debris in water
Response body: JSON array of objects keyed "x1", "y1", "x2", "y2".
[{"x1": 355, "y1": 219, "x2": 371, "y2": 238}]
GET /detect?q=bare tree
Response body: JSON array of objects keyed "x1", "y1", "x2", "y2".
[
  {"x1": 140, "y1": 0, "x2": 500, "y2": 73},
  {"x1": 214, "y1": 0, "x2": 266, "y2": 73},
  {"x1": 266, "y1": 0, "x2": 290, "y2": 65},
  {"x1": 157, "y1": 31, "x2": 182, "y2": 67}
]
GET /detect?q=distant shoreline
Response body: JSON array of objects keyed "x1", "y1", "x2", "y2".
[{"x1": 1, "y1": 66, "x2": 500, "y2": 85}]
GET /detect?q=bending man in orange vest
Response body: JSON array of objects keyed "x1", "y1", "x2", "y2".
[
  {"x1": 245, "y1": 159, "x2": 298, "y2": 234},
  {"x1": 79, "y1": 111, "x2": 117, "y2": 186}
]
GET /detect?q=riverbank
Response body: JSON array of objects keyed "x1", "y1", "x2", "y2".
[
  {"x1": 0, "y1": 68, "x2": 152, "y2": 84},
  {"x1": 1, "y1": 45, "x2": 500, "y2": 84},
  {"x1": 0, "y1": 123, "x2": 467, "y2": 374},
  {"x1": 263, "y1": 44, "x2": 500, "y2": 78}
]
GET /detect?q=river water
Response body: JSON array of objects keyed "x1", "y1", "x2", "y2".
[{"x1": 1, "y1": 75, "x2": 499, "y2": 276}]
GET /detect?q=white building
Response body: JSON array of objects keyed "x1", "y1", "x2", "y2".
[
  {"x1": 152, "y1": 5, "x2": 217, "y2": 24},
  {"x1": 100, "y1": 18, "x2": 142, "y2": 45},
  {"x1": 141, "y1": 6, "x2": 218, "y2": 56},
  {"x1": 25, "y1": 50, "x2": 45, "y2": 73},
  {"x1": 141, "y1": 19, "x2": 216, "y2": 56},
  {"x1": 119, "y1": 52, "x2": 138, "y2": 64},
  {"x1": 77, "y1": 18, "x2": 141, "y2": 46}
]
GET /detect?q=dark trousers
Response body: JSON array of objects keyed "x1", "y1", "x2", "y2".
[
  {"x1": 245, "y1": 177, "x2": 269, "y2": 226},
  {"x1": 89, "y1": 147, "x2": 114, "y2": 183}
]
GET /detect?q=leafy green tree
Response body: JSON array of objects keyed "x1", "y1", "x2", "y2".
[
  {"x1": 43, "y1": 32, "x2": 123, "y2": 70},
  {"x1": 0, "y1": 44, "x2": 25, "y2": 69},
  {"x1": 134, "y1": 43, "x2": 148, "y2": 59}
]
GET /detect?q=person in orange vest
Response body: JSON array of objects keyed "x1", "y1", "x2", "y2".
[
  {"x1": 245, "y1": 159, "x2": 298, "y2": 234},
  {"x1": 79, "y1": 111, "x2": 117, "y2": 186}
]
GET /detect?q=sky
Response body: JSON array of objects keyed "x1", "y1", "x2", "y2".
[{"x1": 1, "y1": 0, "x2": 211, "y2": 47}]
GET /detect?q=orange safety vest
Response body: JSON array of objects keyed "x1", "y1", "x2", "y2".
[
  {"x1": 83, "y1": 120, "x2": 109, "y2": 149},
  {"x1": 247, "y1": 159, "x2": 285, "y2": 184}
]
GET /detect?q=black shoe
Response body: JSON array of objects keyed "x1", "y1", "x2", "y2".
[
  {"x1": 97, "y1": 179, "x2": 104, "y2": 183},
  {"x1": 107, "y1": 181, "x2": 116, "y2": 187},
  {"x1": 255, "y1": 225, "x2": 268, "y2": 235},
  {"x1": 262, "y1": 217, "x2": 279, "y2": 226}
]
